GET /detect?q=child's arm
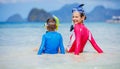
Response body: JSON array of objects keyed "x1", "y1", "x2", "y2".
[
  {"x1": 59, "y1": 34, "x2": 65, "y2": 54},
  {"x1": 37, "y1": 35, "x2": 46, "y2": 55},
  {"x1": 88, "y1": 32, "x2": 103, "y2": 53}
]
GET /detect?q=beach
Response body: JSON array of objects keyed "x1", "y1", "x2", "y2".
[{"x1": 0, "y1": 22, "x2": 120, "y2": 69}]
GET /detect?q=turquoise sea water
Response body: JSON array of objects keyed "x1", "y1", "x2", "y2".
[{"x1": 0, "y1": 22, "x2": 120, "y2": 69}]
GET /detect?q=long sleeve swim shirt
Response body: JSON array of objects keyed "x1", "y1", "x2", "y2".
[
  {"x1": 38, "y1": 31, "x2": 65, "y2": 55},
  {"x1": 67, "y1": 23, "x2": 103, "y2": 55}
]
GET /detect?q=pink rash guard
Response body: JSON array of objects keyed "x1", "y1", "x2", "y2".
[{"x1": 67, "y1": 23, "x2": 103, "y2": 55}]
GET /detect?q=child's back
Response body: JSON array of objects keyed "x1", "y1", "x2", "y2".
[
  {"x1": 38, "y1": 31, "x2": 64, "y2": 54},
  {"x1": 38, "y1": 18, "x2": 65, "y2": 55}
]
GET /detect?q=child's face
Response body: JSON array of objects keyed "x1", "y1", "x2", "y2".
[{"x1": 72, "y1": 11, "x2": 84, "y2": 24}]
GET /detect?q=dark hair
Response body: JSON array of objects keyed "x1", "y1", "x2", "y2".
[
  {"x1": 80, "y1": 13, "x2": 87, "y2": 20},
  {"x1": 46, "y1": 18, "x2": 56, "y2": 31},
  {"x1": 46, "y1": 18, "x2": 56, "y2": 24}
]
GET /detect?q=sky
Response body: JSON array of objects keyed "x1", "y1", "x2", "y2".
[{"x1": 0, "y1": 0, "x2": 120, "y2": 22}]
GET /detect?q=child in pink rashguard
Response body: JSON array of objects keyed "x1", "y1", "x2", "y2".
[{"x1": 66, "y1": 4, "x2": 103, "y2": 55}]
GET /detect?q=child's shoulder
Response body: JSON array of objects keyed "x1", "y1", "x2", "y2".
[
  {"x1": 55, "y1": 32, "x2": 61, "y2": 35},
  {"x1": 55, "y1": 32, "x2": 63, "y2": 37}
]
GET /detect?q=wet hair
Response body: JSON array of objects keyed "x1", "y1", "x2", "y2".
[
  {"x1": 46, "y1": 18, "x2": 56, "y2": 31},
  {"x1": 80, "y1": 13, "x2": 87, "y2": 20},
  {"x1": 46, "y1": 18, "x2": 56, "y2": 24}
]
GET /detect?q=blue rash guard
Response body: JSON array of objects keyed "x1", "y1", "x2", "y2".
[{"x1": 38, "y1": 31, "x2": 65, "y2": 55}]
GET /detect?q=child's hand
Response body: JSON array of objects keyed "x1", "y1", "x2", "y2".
[
  {"x1": 66, "y1": 48, "x2": 69, "y2": 53},
  {"x1": 33, "y1": 47, "x2": 38, "y2": 52}
]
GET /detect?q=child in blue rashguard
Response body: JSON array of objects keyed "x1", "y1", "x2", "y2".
[{"x1": 38, "y1": 18, "x2": 65, "y2": 55}]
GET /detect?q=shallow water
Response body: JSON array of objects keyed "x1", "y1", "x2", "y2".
[{"x1": 0, "y1": 22, "x2": 120, "y2": 69}]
